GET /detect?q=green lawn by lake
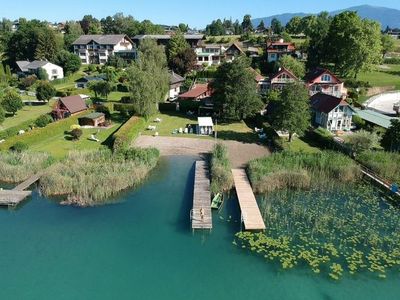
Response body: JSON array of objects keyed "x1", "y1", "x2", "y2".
[
  {"x1": 142, "y1": 112, "x2": 260, "y2": 143},
  {"x1": 0, "y1": 100, "x2": 55, "y2": 131}
]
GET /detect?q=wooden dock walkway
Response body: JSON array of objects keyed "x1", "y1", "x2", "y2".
[
  {"x1": 361, "y1": 168, "x2": 400, "y2": 197},
  {"x1": 0, "y1": 173, "x2": 42, "y2": 207},
  {"x1": 232, "y1": 169, "x2": 266, "y2": 231},
  {"x1": 191, "y1": 161, "x2": 212, "y2": 230}
]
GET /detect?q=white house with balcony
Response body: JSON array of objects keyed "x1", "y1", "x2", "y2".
[
  {"x1": 311, "y1": 93, "x2": 354, "y2": 132},
  {"x1": 72, "y1": 35, "x2": 136, "y2": 65},
  {"x1": 195, "y1": 44, "x2": 226, "y2": 67},
  {"x1": 16, "y1": 60, "x2": 64, "y2": 81}
]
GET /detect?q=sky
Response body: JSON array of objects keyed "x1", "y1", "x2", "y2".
[{"x1": 1, "y1": 0, "x2": 400, "y2": 28}]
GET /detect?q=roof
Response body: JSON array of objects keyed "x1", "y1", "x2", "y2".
[
  {"x1": 59, "y1": 95, "x2": 87, "y2": 114},
  {"x1": 248, "y1": 68, "x2": 265, "y2": 82},
  {"x1": 179, "y1": 84, "x2": 209, "y2": 99},
  {"x1": 16, "y1": 61, "x2": 30, "y2": 72},
  {"x1": 79, "y1": 112, "x2": 105, "y2": 120},
  {"x1": 133, "y1": 34, "x2": 204, "y2": 40},
  {"x1": 198, "y1": 117, "x2": 214, "y2": 127},
  {"x1": 75, "y1": 76, "x2": 105, "y2": 83},
  {"x1": 270, "y1": 67, "x2": 298, "y2": 81},
  {"x1": 170, "y1": 72, "x2": 185, "y2": 85},
  {"x1": 226, "y1": 42, "x2": 245, "y2": 54},
  {"x1": 267, "y1": 41, "x2": 296, "y2": 51},
  {"x1": 305, "y1": 68, "x2": 342, "y2": 84},
  {"x1": 354, "y1": 108, "x2": 398, "y2": 129},
  {"x1": 73, "y1": 35, "x2": 131, "y2": 45},
  {"x1": 310, "y1": 93, "x2": 349, "y2": 114}
]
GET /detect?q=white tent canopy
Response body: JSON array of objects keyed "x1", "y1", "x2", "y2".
[{"x1": 198, "y1": 117, "x2": 214, "y2": 127}]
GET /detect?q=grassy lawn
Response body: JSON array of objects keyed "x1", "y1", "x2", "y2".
[
  {"x1": 0, "y1": 100, "x2": 55, "y2": 131},
  {"x1": 0, "y1": 111, "x2": 126, "y2": 159},
  {"x1": 358, "y1": 64, "x2": 400, "y2": 89},
  {"x1": 280, "y1": 136, "x2": 321, "y2": 153},
  {"x1": 141, "y1": 112, "x2": 260, "y2": 143}
]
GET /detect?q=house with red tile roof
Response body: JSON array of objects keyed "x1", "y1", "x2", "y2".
[
  {"x1": 178, "y1": 83, "x2": 212, "y2": 100},
  {"x1": 266, "y1": 39, "x2": 296, "y2": 62},
  {"x1": 310, "y1": 93, "x2": 354, "y2": 132},
  {"x1": 305, "y1": 68, "x2": 347, "y2": 98}
]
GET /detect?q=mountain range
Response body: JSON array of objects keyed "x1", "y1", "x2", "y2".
[{"x1": 252, "y1": 5, "x2": 400, "y2": 29}]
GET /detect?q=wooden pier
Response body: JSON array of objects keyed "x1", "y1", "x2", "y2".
[
  {"x1": 191, "y1": 161, "x2": 212, "y2": 230},
  {"x1": 0, "y1": 173, "x2": 42, "y2": 207},
  {"x1": 361, "y1": 168, "x2": 400, "y2": 197},
  {"x1": 232, "y1": 169, "x2": 266, "y2": 231}
]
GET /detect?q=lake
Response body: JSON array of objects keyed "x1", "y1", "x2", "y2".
[{"x1": 0, "y1": 156, "x2": 398, "y2": 300}]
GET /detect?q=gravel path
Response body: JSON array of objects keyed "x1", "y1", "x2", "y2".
[{"x1": 134, "y1": 136, "x2": 270, "y2": 168}]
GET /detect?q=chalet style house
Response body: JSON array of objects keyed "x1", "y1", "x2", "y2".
[
  {"x1": 266, "y1": 39, "x2": 296, "y2": 62},
  {"x1": 169, "y1": 72, "x2": 185, "y2": 100},
  {"x1": 311, "y1": 93, "x2": 354, "y2": 132},
  {"x1": 52, "y1": 95, "x2": 87, "y2": 120},
  {"x1": 73, "y1": 35, "x2": 136, "y2": 64},
  {"x1": 224, "y1": 42, "x2": 245, "y2": 61},
  {"x1": 267, "y1": 67, "x2": 298, "y2": 90},
  {"x1": 132, "y1": 34, "x2": 204, "y2": 48},
  {"x1": 16, "y1": 60, "x2": 64, "y2": 81},
  {"x1": 305, "y1": 68, "x2": 347, "y2": 98}
]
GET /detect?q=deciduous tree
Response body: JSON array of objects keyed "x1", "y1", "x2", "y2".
[
  {"x1": 36, "y1": 81, "x2": 56, "y2": 102},
  {"x1": 270, "y1": 82, "x2": 310, "y2": 142},
  {"x1": 381, "y1": 119, "x2": 400, "y2": 152},
  {"x1": 1, "y1": 90, "x2": 23, "y2": 116},
  {"x1": 212, "y1": 57, "x2": 263, "y2": 120},
  {"x1": 170, "y1": 48, "x2": 197, "y2": 76},
  {"x1": 279, "y1": 55, "x2": 305, "y2": 78}
]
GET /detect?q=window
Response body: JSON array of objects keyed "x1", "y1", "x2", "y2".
[
  {"x1": 321, "y1": 74, "x2": 331, "y2": 82},
  {"x1": 204, "y1": 57, "x2": 209, "y2": 61},
  {"x1": 52, "y1": 69, "x2": 57, "y2": 74},
  {"x1": 271, "y1": 54, "x2": 276, "y2": 58}
]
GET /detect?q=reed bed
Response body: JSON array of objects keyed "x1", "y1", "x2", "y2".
[
  {"x1": 248, "y1": 151, "x2": 361, "y2": 193},
  {"x1": 40, "y1": 148, "x2": 159, "y2": 206},
  {"x1": 357, "y1": 150, "x2": 400, "y2": 184},
  {"x1": 210, "y1": 143, "x2": 233, "y2": 194},
  {"x1": 235, "y1": 185, "x2": 400, "y2": 280},
  {"x1": 0, "y1": 151, "x2": 53, "y2": 183}
]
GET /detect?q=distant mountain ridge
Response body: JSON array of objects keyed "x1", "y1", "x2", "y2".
[{"x1": 252, "y1": 5, "x2": 400, "y2": 29}]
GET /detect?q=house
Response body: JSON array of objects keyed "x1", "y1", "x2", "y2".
[
  {"x1": 224, "y1": 42, "x2": 245, "y2": 62},
  {"x1": 78, "y1": 112, "x2": 106, "y2": 127},
  {"x1": 179, "y1": 83, "x2": 212, "y2": 100},
  {"x1": 195, "y1": 45, "x2": 226, "y2": 67},
  {"x1": 249, "y1": 68, "x2": 268, "y2": 94},
  {"x1": 267, "y1": 67, "x2": 298, "y2": 90},
  {"x1": 169, "y1": 72, "x2": 185, "y2": 100},
  {"x1": 197, "y1": 117, "x2": 214, "y2": 135},
  {"x1": 16, "y1": 60, "x2": 64, "y2": 81},
  {"x1": 305, "y1": 68, "x2": 347, "y2": 98},
  {"x1": 73, "y1": 35, "x2": 136, "y2": 65},
  {"x1": 246, "y1": 47, "x2": 260, "y2": 58},
  {"x1": 75, "y1": 76, "x2": 105, "y2": 89},
  {"x1": 266, "y1": 39, "x2": 296, "y2": 62},
  {"x1": 52, "y1": 95, "x2": 87, "y2": 120},
  {"x1": 132, "y1": 34, "x2": 204, "y2": 48},
  {"x1": 311, "y1": 93, "x2": 354, "y2": 132}
]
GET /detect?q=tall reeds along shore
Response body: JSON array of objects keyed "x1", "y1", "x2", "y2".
[
  {"x1": 0, "y1": 151, "x2": 54, "y2": 183},
  {"x1": 210, "y1": 143, "x2": 233, "y2": 194},
  {"x1": 248, "y1": 151, "x2": 361, "y2": 194},
  {"x1": 40, "y1": 147, "x2": 160, "y2": 206}
]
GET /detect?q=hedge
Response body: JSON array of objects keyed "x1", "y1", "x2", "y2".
[
  {"x1": 112, "y1": 116, "x2": 145, "y2": 152},
  {"x1": 178, "y1": 100, "x2": 200, "y2": 113},
  {"x1": 383, "y1": 57, "x2": 400, "y2": 64},
  {"x1": 114, "y1": 103, "x2": 136, "y2": 114},
  {"x1": 0, "y1": 118, "x2": 36, "y2": 140},
  {"x1": 159, "y1": 102, "x2": 177, "y2": 112}
]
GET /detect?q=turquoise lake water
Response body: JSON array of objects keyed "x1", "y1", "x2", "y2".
[{"x1": 0, "y1": 156, "x2": 399, "y2": 300}]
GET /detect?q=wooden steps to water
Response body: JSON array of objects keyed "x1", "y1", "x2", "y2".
[
  {"x1": 232, "y1": 169, "x2": 266, "y2": 231},
  {"x1": 191, "y1": 161, "x2": 212, "y2": 230},
  {"x1": 0, "y1": 173, "x2": 42, "y2": 207},
  {"x1": 361, "y1": 169, "x2": 400, "y2": 197}
]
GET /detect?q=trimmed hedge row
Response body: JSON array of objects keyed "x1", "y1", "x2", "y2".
[{"x1": 112, "y1": 116, "x2": 145, "y2": 152}]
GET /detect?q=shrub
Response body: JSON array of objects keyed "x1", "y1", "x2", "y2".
[
  {"x1": 70, "y1": 128, "x2": 83, "y2": 140},
  {"x1": 10, "y1": 141, "x2": 29, "y2": 152},
  {"x1": 35, "y1": 114, "x2": 53, "y2": 128},
  {"x1": 112, "y1": 116, "x2": 145, "y2": 152},
  {"x1": 345, "y1": 130, "x2": 380, "y2": 153},
  {"x1": 357, "y1": 150, "x2": 400, "y2": 184},
  {"x1": 114, "y1": 103, "x2": 135, "y2": 115},
  {"x1": 352, "y1": 115, "x2": 366, "y2": 128},
  {"x1": 120, "y1": 96, "x2": 131, "y2": 103},
  {"x1": 95, "y1": 105, "x2": 111, "y2": 119}
]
